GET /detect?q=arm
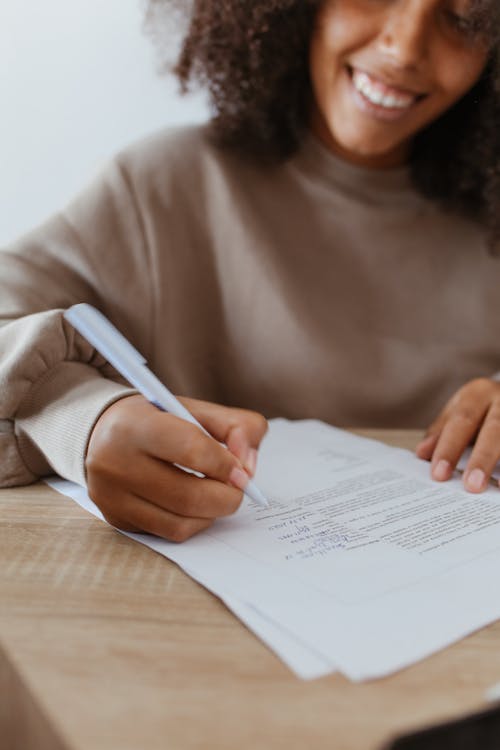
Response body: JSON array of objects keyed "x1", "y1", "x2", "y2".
[
  {"x1": 0, "y1": 158, "x2": 149, "y2": 487},
  {"x1": 1, "y1": 136, "x2": 270, "y2": 541},
  {"x1": 0, "y1": 310, "x2": 136, "y2": 486}
]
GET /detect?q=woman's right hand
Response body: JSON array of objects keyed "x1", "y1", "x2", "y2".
[{"x1": 85, "y1": 394, "x2": 268, "y2": 542}]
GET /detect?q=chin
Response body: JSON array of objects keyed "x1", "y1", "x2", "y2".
[
  {"x1": 339, "y1": 140, "x2": 390, "y2": 158},
  {"x1": 335, "y1": 130, "x2": 406, "y2": 162}
]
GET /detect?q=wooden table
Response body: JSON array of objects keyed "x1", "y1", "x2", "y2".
[{"x1": 2, "y1": 429, "x2": 500, "y2": 750}]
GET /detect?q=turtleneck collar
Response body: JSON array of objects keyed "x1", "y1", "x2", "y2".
[{"x1": 292, "y1": 130, "x2": 422, "y2": 209}]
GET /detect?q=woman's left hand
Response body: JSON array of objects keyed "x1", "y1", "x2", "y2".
[{"x1": 416, "y1": 377, "x2": 500, "y2": 493}]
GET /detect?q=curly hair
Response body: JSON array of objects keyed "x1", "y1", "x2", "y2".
[{"x1": 145, "y1": 0, "x2": 500, "y2": 247}]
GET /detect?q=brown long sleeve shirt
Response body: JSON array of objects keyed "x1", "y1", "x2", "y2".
[{"x1": 1, "y1": 125, "x2": 499, "y2": 487}]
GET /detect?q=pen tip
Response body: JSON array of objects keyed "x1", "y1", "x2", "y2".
[{"x1": 246, "y1": 480, "x2": 269, "y2": 508}]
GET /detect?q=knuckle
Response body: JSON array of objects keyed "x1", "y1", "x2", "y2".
[
  {"x1": 450, "y1": 409, "x2": 477, "y2": 427},
  {"x1": 475, "y1": 376, "x2": 494, "y2": 390},
  {"x1": 166, "y1": 520, "x2": 194, "y2": 544},
  {"x1": 232, "y1": 410, "x2": 268, "y2": 441},
  {"x1": 466, "y1": 377, "x2": 494, "y2": 398},
  {"x1": 450, "y1": 380, "x2": 482, "y2": 407},
  {"x1": 254, "y1": 413, "x2": 269, "y2": 438},
  {"x1": 244, "y1": 411, "x2": 268, "y2": 438}
]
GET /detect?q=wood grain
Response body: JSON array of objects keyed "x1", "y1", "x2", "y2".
[{"x1": 2, "y1": 430, "x2": 500, "y2": 750}]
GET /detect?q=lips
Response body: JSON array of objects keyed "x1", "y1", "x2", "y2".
[{"x1": 348, "y1": 66, "x2": 426, "y2": 112}]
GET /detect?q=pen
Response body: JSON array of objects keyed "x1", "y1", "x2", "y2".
[{"x1": 64, "y1": 303, "x2": 269, "y2": 508}]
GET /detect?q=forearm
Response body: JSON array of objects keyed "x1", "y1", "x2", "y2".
[
  {"x1": 0, "y1": 155, "x2": 154, "y2": 486},
  {"x1": 0, "y1": 311, "x2": 135, "y2": 487}
]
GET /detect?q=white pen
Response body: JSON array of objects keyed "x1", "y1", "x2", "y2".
[{"x1": 64, "y1": 303, "x2": 269, "y2": 508}]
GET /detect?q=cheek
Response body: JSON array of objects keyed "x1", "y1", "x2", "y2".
[
  {"x1": 436, "y1": 51, "x2": 487, "y2": 106},
  {"x1": 310, "y1": 4, "x2": 373, "y2": 76}
]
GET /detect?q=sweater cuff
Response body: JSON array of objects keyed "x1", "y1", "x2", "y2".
[{"x1": 15, "y1": 361, "x2": 136, "y2": 486}]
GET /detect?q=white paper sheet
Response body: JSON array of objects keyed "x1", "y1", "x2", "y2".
[{"x1": 47, "y1": 419, "x2": 500, "y2": 681}]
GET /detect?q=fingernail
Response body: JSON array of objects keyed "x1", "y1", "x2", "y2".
[
  {"x1": 432, "y1": 459, "x2": 451, "y2": 481},
  {"x1": 229, "y1": 467, "x2": 249, "y2": 492},
  {"x1": 466, "y1": 468, "x2": 486, "y2": 493},
  {"x1": 245, "y1": 449, "x2": 258, "y2": 477}
]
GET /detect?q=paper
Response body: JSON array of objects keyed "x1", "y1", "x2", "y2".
[{"x1": 47, "y1": 419, "x2": 500, "y2": 681}]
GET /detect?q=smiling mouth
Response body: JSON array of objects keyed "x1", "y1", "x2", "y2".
[{"x1": 347, "y1": 66, "x2": 427, "y2": 112}]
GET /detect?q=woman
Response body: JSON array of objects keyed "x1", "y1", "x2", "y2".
[{"x1": 0, "y1": 0, "x2": 498, "y2": 540}]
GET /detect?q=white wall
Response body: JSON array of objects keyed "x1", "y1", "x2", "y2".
[{"x1": 0, "y1": 0, "x2": 209, "y2": 245}]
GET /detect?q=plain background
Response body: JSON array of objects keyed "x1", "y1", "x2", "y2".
[{"x1": 0, "y1": 0, "x2": 209, "y2": 246}]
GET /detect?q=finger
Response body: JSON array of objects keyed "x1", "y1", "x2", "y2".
[
  {"x1": 415, "y1": 432, "x2": 440, "y2": 461},
  {"x1": 415, "y1": 411, "x2": 449, "y2": 460},
  {"x1": 180, "y1": 398, "x2": 268, "y2": 472},
  {"x1": 181, "y1": 398, "x2": 269, "y2": 446},
  {"x1": 138, "y1": 412, "x2": 246, "y2": 487},
  {"x1": 225, "y1": 425, "x2": 250, "y2": 467},
  {"x1": 226, "y1": 426, "x2": 259, "y2": 476},
  {"x1": 463, "y1": 405, "x2": 500, "y2": 493},
  {"x1": 99, "y1": 492, "x2": 213, "y2": 543},
  {"x1": 121, "y1": 459, "x2": 244, "y2": 518},
  {"x1": 430, "y1": 404, "x2": 487, "y2": 482}
]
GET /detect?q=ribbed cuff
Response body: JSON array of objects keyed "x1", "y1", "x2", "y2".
[{"x1": 16, "y1": 361, "x2": 136, "y2": 486}]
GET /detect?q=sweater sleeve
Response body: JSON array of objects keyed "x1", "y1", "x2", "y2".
[{"x1": 0, "y1": 157, "x2": 153, "y2": 488}]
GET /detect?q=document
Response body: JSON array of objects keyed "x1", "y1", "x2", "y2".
[{"x1": 47, "y1": 419, "x2": 500, "y2": 681}]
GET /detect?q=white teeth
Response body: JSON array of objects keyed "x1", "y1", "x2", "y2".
[
  {"x1": 364, "y1": 83, "x2": 384, "y2": 105},
  {"x1": 352, "y1": 69, "x2": 415, "y2": 110}
]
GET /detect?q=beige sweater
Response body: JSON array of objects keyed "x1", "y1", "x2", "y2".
[{"x1": 1, "y1": 125, "x2": 499, "y2": 488}]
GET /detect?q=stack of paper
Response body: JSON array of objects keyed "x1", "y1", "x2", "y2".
[{"x1": 48, "y1": 420, "x2": 500, "y2": 681}]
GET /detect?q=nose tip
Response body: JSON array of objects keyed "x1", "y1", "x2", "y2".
[{"x1": 378, "y1": 6, "x2": 429, "y2": 68}]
